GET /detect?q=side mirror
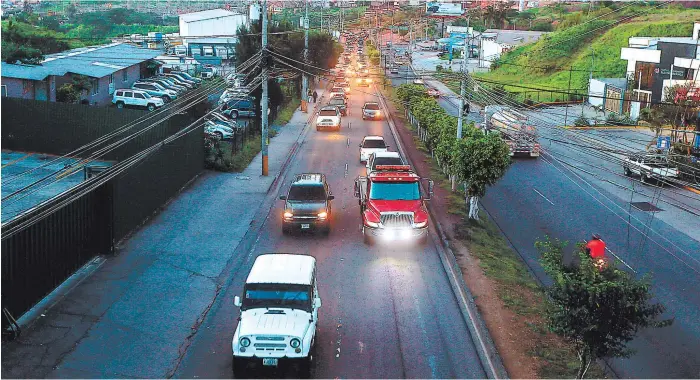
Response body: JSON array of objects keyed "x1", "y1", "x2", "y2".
[
  {"x1": 426, "y1": 180, "x2": 435, "y2": 200},
  {"x1": 314, "y1": 298, "x2": 322, "y2": 308},
  {"x1": 359, "y1": 144, "x2": 363, "y2": 147},
  {"x1": 353, "y1": 180, "x2": 360, "y2": 198},
  {"x1": 328, "y1": 195, "x2": 335, "y2": 200},
  {"x1": 234, "y1": 296, "x2": 242, "y2": 307},
  {"x1": 279, "y1": 195, "x2": 286, "y2": 200}
]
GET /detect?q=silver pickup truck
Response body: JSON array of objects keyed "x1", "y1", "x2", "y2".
[{"x1": 622, "y1": 153, "x2": 679, "y2": 184}]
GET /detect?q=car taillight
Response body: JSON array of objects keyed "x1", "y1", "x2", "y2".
[{"x1": 534, "y1": 143, "x2": 541, "y2": 152}]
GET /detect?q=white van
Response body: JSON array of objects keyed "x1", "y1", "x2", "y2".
[{"x1": 232, "y1": 254, "x2": 320, "y2": 377}]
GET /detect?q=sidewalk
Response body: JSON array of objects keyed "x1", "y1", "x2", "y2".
[{"x1": 1, "y1": 88, "x2": 325, "y2": 379}]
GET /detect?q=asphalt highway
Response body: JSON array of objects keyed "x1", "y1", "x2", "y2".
[
  {"x1": 173, "y1": 84, "x2": 487, "y2": 378},
  {"x1": 389, "y1": 59, "x2": 700, "y2": 378}
]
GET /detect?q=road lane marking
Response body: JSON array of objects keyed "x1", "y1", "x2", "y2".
[
  {"x1": 533, "y1": 188, "x2": 555, "y2": 205},
  {"x1": 2, "y1": 153, "x2": 33, "y2": 168},
  {"x1": 607, "y1": 246, "x2": 637, "y2": 273}
]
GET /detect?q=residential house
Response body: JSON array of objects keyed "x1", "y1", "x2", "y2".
[
  {"x1": 620, "y1": 22, "x2": 700, "y2": 107},
  {"x1": 1, "y1": 43, "x2": 160, "y2": 106}
]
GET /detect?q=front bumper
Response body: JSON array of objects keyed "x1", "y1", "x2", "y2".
[
  {"x1": 364, "y1": 225, "x2": 428, "y2": 242},
  {"x1": 283, "y1": 218, "x2": 329, "y2": 230},
  {"x1": 363, "y1": 112, "x2": 381, "y2": 119}
]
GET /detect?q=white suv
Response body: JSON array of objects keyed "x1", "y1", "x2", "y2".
[
  {"x1": 112, "y1": 89, "x2": 164, "y2": 111},
  {"x1": 315, "y1": 106, "x2": 342, "y2": 131},
  {"x1": 232, "y1": 254, "x2": 320, "y2": 377}
]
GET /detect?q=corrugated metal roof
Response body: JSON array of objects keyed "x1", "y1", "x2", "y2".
[
  {"x1": 1, "y1": 43, "x2": 160, "y2": 80},
  {"x1": 179, "y1": 9, "x2": 236, "y2": 23},
  {"x1": 0, "y1": 63, "x2": 51, "y2": 80}
]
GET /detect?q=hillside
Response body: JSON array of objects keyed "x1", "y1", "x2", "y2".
[{"x1": 475, "y1": 9, "x2": 700, "y2": 103}]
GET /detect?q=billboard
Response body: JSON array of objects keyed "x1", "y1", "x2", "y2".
[{"x1": 426, "y1": 2, "x2": 464, "y2": 16}]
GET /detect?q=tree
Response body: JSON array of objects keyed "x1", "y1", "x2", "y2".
[
  {"x1": 537, "y1": 238, "x2": 672, "y2": 379},
  {"x1": 56, "y1": 75, "x2": 91, "y2": 103},
  {"x1": 452, "y1": 128, "x2": 511, "y2": 219},
  {"x1": 66, "y1": 3, "x2": 78, "y2": 21}
]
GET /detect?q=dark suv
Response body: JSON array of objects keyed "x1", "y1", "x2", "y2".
[{"x1": 279, "y1": 174, "x2": 334, "y2": 235}]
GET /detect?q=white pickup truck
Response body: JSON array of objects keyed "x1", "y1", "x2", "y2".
[{"x1": 622, "y1": 153, "x2": 679, "y2": 184}]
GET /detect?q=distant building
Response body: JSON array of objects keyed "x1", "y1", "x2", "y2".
[
  {"x1": 588, "y1": 77, "x2": 628, "y2": 115},
  {"x1": 479, "y1": 29, "x2": 548, "y2": 68},
  {"x1": 620, "y1": 22, "x2": 700, "y2": 106},
  {"x1": 1, "y1": 43, "x2": 160, "y2": 106},
  {"x1": 178, "y1": 9, "x2": 246, "y2": 38}
]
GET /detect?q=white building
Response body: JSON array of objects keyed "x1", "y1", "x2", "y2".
[
  {"x1": 179, "y1": 9, "x2": 247, "y2": 38},
  {"x1": 479, "y1": 29, "x2": 548, "y2": 68}
]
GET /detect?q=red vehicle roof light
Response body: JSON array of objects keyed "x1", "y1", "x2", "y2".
[{"x1": 375, "y1": 165, "x2": 412, "y2": 171}]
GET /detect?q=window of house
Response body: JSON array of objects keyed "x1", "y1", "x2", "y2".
[
  {"x1": 123, "y1": 69, "x2": 128, "y2": 82},
  {"x1": 1, "y1": 85, "x2": 7, "y2": 97},
  {"x1": 91, "y1": 78, "x2": 99, "y2": 95}
]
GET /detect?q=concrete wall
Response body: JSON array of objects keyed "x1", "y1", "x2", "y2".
[
  {"x1": 0, "y1": 77, "x2": 33, "y2": 100},
  {"x1": 481, "y1": 39, "x2": 502, "y2": 68},
  {"x1": 588, "y1": 78, "x2": 606, "y2": 107}
]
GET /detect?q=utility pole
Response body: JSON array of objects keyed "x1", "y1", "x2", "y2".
[
  {"x1": 261, "y1": 0, "x2": 269, "y2": 176},
  {"x1": 454, "y1": 19, "x2": 469, "y2": 191},
  {"x1": 302, "y1": 0, "x2": 309, "y2": 113}
]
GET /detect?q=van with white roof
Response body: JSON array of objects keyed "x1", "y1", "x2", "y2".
[{"x1": 232, "y1": 253, "x2": 320, "y2": 377}]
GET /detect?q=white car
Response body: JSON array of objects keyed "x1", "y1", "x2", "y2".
[
  {"x1": 316, "y1": 106, "x2": 342, "y2": 131},
  {"x1": 622, "y1": 153, "x2": 679, "y2": 184},
  {"x1": 365, "y1": 151, "x2": 405, "y2": 175},
  {"x1": 359, "y1": 135, "x2": 388, "y2": 163},
  {"x1": 204, "y1": 120, "x2": 234, "y2": 140},
  {"x1": 413, "y1": 77, "x2": 425, "y2": 85},
  {"x1": 329, "y1": 87, "x2": 347, "y2": 99},
  {"x1": 112, "y1": 89, "x2": 164, "y2": 111},
  {"x1": 232, "y1": 254, "x2": 320, "y2": 378},
  {"x1": 426, "y1": 87, "x2": 440, "y2": 98}
]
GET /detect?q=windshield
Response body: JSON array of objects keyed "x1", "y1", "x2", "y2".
[
  {"x1": 177, "y1": 72, "x2": 194, "y2": 80},
  {"x1": 363, "y1": 139, "x2": 386, "y2": 148},
  {"x1": 319, "y1": 109, "x2": 337, "y2": 116},
  {"x1": 364, "y1": 103, "x2": 380, "y2": 110},
  {"x1": 288, "y1": 185, "x2": 326, "y2": 201},
  {"x1": 242, "y1": 283, "x2": 311, "y2": 311},
  {"x1": 369, "y1": 181, "x2": 420, "y2": 200},
  {"x1": 372, "y1": 157, "x2": 403, "y2": 167}
]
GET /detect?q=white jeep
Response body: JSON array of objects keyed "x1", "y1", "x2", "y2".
[{"x1": 232, "y1": 254, "x2": 320, "y2": 377}]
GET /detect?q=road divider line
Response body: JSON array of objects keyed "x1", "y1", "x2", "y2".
[
  {"x1": 533, "y1": 188, "x2": 555, "y2": 206},
  {"x1": 376, "y1": 86, "x2": 507, "y2": 380}
]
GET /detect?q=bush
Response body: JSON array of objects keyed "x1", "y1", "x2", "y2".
[
  {"x1": 574, "y1": 115, "x2": 590, "y2": 127},
  {"x1": 606, "y1": 112, "x2": 619, "y2": 124},
  {"x1": 532, "y1": 21, "x2": 553, "y2": 32},
  {"x1": 436, "y1": 64, "x2": 444, "y2": 72}
]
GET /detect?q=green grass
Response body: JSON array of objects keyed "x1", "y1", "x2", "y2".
[
  {"x1": 273, "y1": 97, "x2": 300, "y2": 127},
  {"x1": 474, "y1": 10, "x2": 699, "y2": 103},
  {"x1": 229, "y1": 135, "x2": 262, "y2": 173}
]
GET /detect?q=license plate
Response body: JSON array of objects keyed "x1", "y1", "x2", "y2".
[
  {"x1": 262, "y1": 358, "x2": 278, "y2": 366},
  {"x1": 301, "y1": 224, "x2": 310, "y2": 229}
]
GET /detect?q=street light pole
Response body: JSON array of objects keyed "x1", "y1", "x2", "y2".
[
  {"x1": 454, "y1": 19, "x2": 470, "y2": 191},
  {"x1": 302, "y1": 0, "x2": 309, "y2": 112},
  {"x1": 261, "y1": 0, "x2": 269, "y2": 176}
]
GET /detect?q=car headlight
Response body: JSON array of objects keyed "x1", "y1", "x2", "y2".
[
  {"x1": 413, "y1": 221, "x2": 427, "y2": 228},
  {"x1": 290, "y1": 338, "x2": 301, "y2": 348},
  {"x1": 240, "y1": 337, "x2": 251, "y2": 347},
  {"x1": 318, "y1": 211, "x2": 328, "y2": 219},
  {"x1": 284, "y1": 211, "x2": 293, "y2": 219}
]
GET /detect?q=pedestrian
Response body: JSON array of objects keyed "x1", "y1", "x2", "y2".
[
  {"x1": 312, "y1": 90, "x2": 318, "y2": 103},
  {"x1": 307, "y1": 89, "x2": 313, "y2": 103}
]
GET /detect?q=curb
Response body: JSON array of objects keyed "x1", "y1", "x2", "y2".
[{"x1": 376, "y1": 87, "x2": 508, "y2": 380}]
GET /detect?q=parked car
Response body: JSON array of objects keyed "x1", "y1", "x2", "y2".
[
  {"x1": 327, "y1": 96, "x2": 347, "y2": 116},
  {"x1": 316, "y1": 106, "x2": 342, "y2": 131},
  {"x1": 413, "y1": 77, "x2": 425, "y2": 85},
  {"x1": 132, "y1": 82, "x2": 178, "y2": 102},
  {"x1": 209, "y1": 111, "x2": 238, "y2": 129},
  {"x1": 204, "y1": 120, "x2": 234, "y2": 140},
  {"x1": 112, "y1": 89, "x2": 164, "y2": 111},
  {"x1": 144, "y1": 78, "x2": 186, "y2": 94},
  {"x1": 623, "y1": 153, "x2": 679, "y2": 184},
  {"x1": 171, "y1": 71, "x2": 203, "y2": 85},
  {"x1": 221, "y1": 97, "x2": 257, "y2": 119},
  {"x1": 159, "y1": 74, "x2": 194, "y2": 89},
  {"x1": 164, "y1": 73, "x2": 197, "y2": 88}
]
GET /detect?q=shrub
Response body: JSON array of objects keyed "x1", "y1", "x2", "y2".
[{"x1": 574, "y1": 115, "x2": 590, "y2": 127}]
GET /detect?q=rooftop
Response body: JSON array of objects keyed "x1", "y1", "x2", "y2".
[
  {"x1": 2, "y1": 43, "x2": 160, "y2": 80},
  {"x1": 179, "y1": 9, "x2": 237, "y2": 23},
  {"x1": 1, "y1": 151, "x2": 114, "y2": 222},
  {"x1": 246, "y1": 254, "x2": 316, "y2": 285}
]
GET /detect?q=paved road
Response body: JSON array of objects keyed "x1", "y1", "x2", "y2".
[
  {"x1": 416, "y1": 72, "x2": 700, "y2": 377},
  {"x1": 173, "y1": 85, "x2": 487, "y2": 378}
]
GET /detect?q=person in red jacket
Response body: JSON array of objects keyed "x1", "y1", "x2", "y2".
[{"x1": 585, "y1": 234, "x2": 607, "y2": 260}]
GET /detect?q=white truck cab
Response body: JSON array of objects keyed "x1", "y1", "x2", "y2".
[{"x1": 232, "y1": 254, "x2": 320, "y2": 377}]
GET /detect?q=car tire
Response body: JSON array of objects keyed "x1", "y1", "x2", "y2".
[
  {"x1": 624, "y1": 166, "x2": 631, "y2": 176},
  {"x1": 641, "y1": 173, "x2": 648, "y2": 184},
  {"x1": 363, "y1": 229, "x2": 373, "y2": 245},
  {"x1": 321, "y1": 225, "x2": 330, "y2": 236},
  {"x1": 147, "y1": 103, "x2": 156, "y2": 111},
  {"x1": 116, "y1": 101, "x2": 125, "y2": 109},
  {"x1": 232, "y1": 357, "x2": 247, "y2": 379},
  {"x1": 419, "y1": 234, "x2": 428, "y2": 245},
  {"x1": 230, "y1": 110, "x2": 239, "y2": 119},
  {"x1": 163, "y1": 95, "x2": 172, "y2": 102}
]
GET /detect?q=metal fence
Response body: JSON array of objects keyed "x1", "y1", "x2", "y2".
[{"x1": 1, "y1": 99, "x2": 205, "y2": 331}]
